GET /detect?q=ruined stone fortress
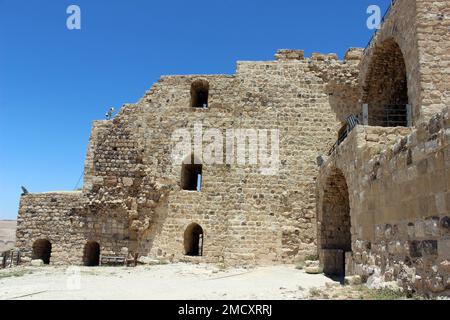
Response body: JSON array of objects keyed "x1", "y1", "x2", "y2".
[{"x1": 15, "y1": 0, "x2": 450, "y2": 294}]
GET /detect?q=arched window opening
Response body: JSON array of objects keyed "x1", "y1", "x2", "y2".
[
  {"x1": 184, "y1": 223, "x2": 204, "y2": 256},
  {"x1": 32, "y1": 239, "x2": 52, "y2": 264},
  {"x1": 181, "y1": 155, "x2": 202, "y2": 191},
  {"x1": 191, "y1": 80, "x2": 209, "y2": 109},
  {"x1": 363, "y1": 38, "x2": 410, "y2": 127},
  {"x1": 83, "y1": 241, "x2": 100, "y2": 266}
]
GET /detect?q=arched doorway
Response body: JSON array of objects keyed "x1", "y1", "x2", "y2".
[
  {"x1": 184, "y1": 223, "x2": 204, "y2": 256},
  {"x1": 363, "y1": 38, "x2": 410, "y2": 127},
  {"x1": 181, "y1": 154, "x2": 202, "y2": 191},
  {"x1": 320, "y1": 168, "x2": 351, "y2": 277},
  {"x1": 32, "y1": 239, "x2": 52, "y2": 264},
  {"x1": 83, "y1": 241, "x2": 100, "y2": 266}
]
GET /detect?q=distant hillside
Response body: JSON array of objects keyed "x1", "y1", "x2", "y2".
[{"x1": 0, "y1": 220, "x2": 16, "y2": 252}]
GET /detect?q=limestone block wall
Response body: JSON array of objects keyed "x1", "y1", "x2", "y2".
[
  {"x1": 16, "y1": 50, "x2": 363, "y2": 267},
  {"x1": 415, "y1": 0, "x2": 450, "y2": 120},
  {"x1": 317, "y1": 125, "x2": 411, "y2": 276},
  {"x1": 16, "y1": 191, "x2": 140, "y2": 265},
  {"x1": 131, "y1": 55, "x2": 361, "y2": 266},
  {"x1": 318, "y1": 107, "x2": 450, "y2": 294},
  {"x1": 16, "y1": 192, "x2": 86, "y2": 264},
  {"x1": 353, "y1": 107, "x2": 450, "y2": 294}
]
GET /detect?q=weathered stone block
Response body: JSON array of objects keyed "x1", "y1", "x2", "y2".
[
  {"x1": 304, "y1": 266, "x2": 323, "y2": 274},
  {"x1": 344, "y1": 275, "x2": 362, "y2": 285},
  {"x1": 438, "y1": 239, "x2": 450, "y2": 260},
  {"x1": 31, "y1": 259, "x2": 44, "y2": 266}
]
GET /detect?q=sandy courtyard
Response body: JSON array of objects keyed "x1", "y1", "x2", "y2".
[{"x1": 0, "y1": 263, "x2": 337, "y2": 300}]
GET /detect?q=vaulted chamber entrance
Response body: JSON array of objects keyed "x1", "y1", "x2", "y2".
[
  {"x1": 184, "y1": 223, "x2": 204, "y2": 256},
  {"x1": 320, "y1": 168, "x2": 351, "y2": 278},
  {"x1": 32, "y1": 239, "x2": 52, "y2": 264},
  {"x1": 83, "y1": 241, "x2": 100, "y2": 266},
  {"x1": 363, "y1": 38, "x2": 410, "y2": 127}
]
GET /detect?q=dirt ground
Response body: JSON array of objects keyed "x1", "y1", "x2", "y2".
[{"x1": 0, "y1": 263, "x2": 340, "y2": 300}]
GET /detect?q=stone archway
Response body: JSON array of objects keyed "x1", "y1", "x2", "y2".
[
  {"x1": 83, "y1": 241, "x2": 100, "y2": 266},
  {"x1": 363, "y1": 38, "x2": 410, "y2": 127},
  {"x1": 184, "y1": 223, "x2": 204, "y2": 256},
  {"x1": 32, "y1": 239, "x2": 52, "y2": 264},
  {"x1": 320, "y1": 168, "x2": 351, "y2": 277}
]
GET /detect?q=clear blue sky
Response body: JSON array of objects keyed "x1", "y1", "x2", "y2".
[{"x1": 0, "y1": 0, "x2": 389, "y2": 220}]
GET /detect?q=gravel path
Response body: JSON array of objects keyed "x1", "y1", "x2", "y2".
[{"x1": 0, "y1": 263, "x2": 337, "y2": 300}]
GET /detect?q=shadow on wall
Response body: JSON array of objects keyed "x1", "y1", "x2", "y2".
[{"x1": 363, "y1": 38, "x2": 410, "y2": 127}]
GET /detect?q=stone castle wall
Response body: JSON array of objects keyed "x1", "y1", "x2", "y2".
[
  {"x1": 415, "y1": 0, "x2": 450, "y2": 120},
  {"x1": 317, "y1": 107, "x2": 450, "y2": 294},
  {"x1": 14, "y1": 0, "x2": 450, "y2": 295},
  {"x1": 316, "y1": 0, "x2": 450, "y2": 295},
  {"x1": 16, "y1": 51, "x2": 362, "y2": 266}
]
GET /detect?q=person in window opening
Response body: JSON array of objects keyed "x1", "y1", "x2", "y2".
[{"x1": 197, "y1": 90, "x2": 208, "y2": 108}]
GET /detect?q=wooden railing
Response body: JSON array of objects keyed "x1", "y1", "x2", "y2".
[{"x1": 1, "y1": 249, "x2": 21, "y2": 269}]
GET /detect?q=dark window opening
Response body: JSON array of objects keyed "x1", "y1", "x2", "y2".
[
  {"x1": 184, "y1": 223, "x2": 204, "y2": 256},
  {"x1": 181, "y1": 155, "x2": 202, "y2": 191},
  {"x1": 83, "y1": 241, "x2": 100, "y2": 266},
  {"x1": 32, "y1": 239, "x2": 52, "y2": 264},
  {"x1": 191, "y1": 80, "x2": 209, "y2": 109}
]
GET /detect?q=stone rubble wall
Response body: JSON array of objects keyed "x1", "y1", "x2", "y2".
[{"x1": 16, "y1": 192, "x2": 86, "y2": 264}]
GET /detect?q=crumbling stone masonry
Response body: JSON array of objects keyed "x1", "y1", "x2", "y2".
[{"x1": 15, "y1": 0, "x2": 450, "y2": 295}]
